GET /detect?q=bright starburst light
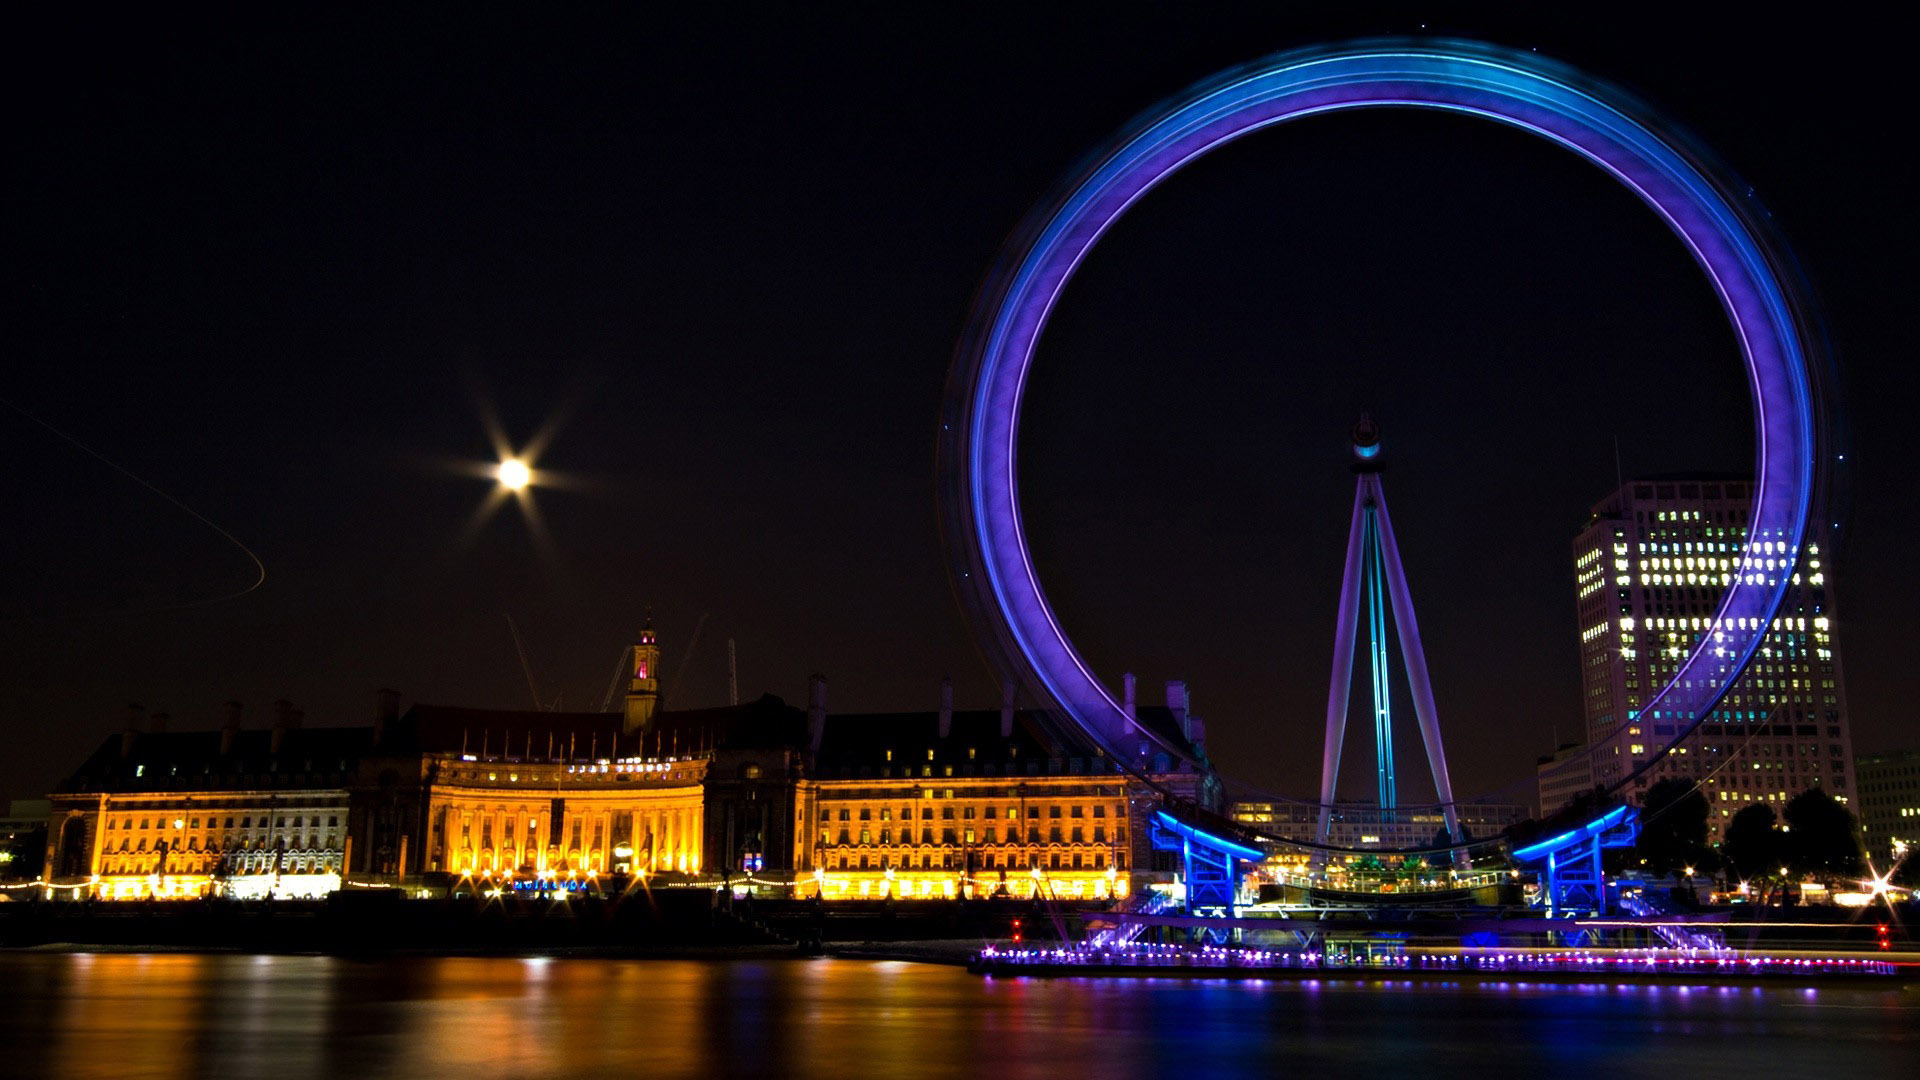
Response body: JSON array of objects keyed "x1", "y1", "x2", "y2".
[
  {"x1": 497, "y1": 458, "x2": 532, "y2": 490},
  {"x1": 450, "y1": 381, "x2": 592, "y2": 556}
]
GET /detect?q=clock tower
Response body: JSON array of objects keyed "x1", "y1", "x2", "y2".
[{"x1": 623, "y1": 622, "x2": 661, "y2": 734}]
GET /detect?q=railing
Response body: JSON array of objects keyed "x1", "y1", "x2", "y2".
[
  {"x1": 1267, "y1": 868, "x2": 1511, "y2": 894},
  {"x1": 1083, "y1": 890, "x2": 1176, "y2": 949},
  {"x1": 1618, "y1": 890, "x2": 1726, "y2": 952}
]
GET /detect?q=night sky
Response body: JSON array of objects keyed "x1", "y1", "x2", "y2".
[{"x1": 5, "y1": 6, "x2": 1914, "y2": 807}]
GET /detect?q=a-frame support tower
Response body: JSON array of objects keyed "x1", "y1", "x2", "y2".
[{"x1": 1316, "y1": 416, "x2": 1462, "y2": 847}]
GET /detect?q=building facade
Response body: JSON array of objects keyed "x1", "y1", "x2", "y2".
[
  {"x1": 1565, "y1": 475, "x2": 1856, "y2": 840},
  {"x1": 1230, "y1": 799, "x2": 1529, "y2": 856},
  {"x1": 802, "y1": 679, "x2": 1218, "y2": 901},
  {"x1": 1854, "y1": 749, "x2": 1920, "y2": 865},
  {"x1": 1535, "y1": 742, "x2": 1594, "y2": 817},
  {"x1": 43, "y1": 702, "x2": 359, "y2": 899},
  {"x1": 41, "y1": 631, "x2": 1218, "y2": 902}
]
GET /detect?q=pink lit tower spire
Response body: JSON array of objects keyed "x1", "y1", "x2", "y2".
[{"x1": 1316, "y1": 415, "x2": 1462, "y2": 848}]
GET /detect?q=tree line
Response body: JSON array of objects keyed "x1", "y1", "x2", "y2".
[{"x1": 1506, "y1": 780, "x2": 1870, "y2": 887}]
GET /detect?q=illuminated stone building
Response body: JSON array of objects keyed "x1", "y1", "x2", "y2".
[
  {"x1": 406, "y1": 695, "x2": 807, "y2": 883},
  {"x1": 405, "y1": 624, "x2": 810, "y2": 886},
  {"x1": 803, "y1": 679, "x2": 1219, "y2": 901},
  {"x1": 1568, "y1": 475, "x2": 1856, "y2": 840},
  {"x1": 45, "y1": 702, "x2": 359, "y2": 899},
  {"x1": 41, "y1": 626, "x2": 1218, "y2": 901}
]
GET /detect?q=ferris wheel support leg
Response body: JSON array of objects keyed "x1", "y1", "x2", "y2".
[
  {"x1": 1316, "y1": 482, "x2": 1371, "y2": 858},
  {"x1": 1368, "y1": 477, "x2": 1465, "y2": 861}
]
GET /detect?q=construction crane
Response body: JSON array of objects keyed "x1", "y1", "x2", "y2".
[
  {"x1": 505, "y1": 612, "x2": 564, "y2": 711},
  {"x1": 662, "y1": 612, "x2": 708, "y2": 708},
  {"x1": 597, "y1": 613, "x2": 716, "y2": 712},
  {"x1": 597, "y1": 645, "x2": 631, "y2": 713}
]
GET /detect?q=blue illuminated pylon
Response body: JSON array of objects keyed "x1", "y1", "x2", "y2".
[
  {"x1": 1362, "y1": 504, "x2": 1396, "y2": 811},
  {"x1": 1317, "y1": 416, "x2": 1460, "y2": 847}
]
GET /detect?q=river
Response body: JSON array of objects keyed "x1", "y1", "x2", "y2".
[{"x1": 1, "y1": 952, "x2": 1914, "y2": 1078}]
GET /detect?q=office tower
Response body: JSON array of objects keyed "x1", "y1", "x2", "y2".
[
  {"x1": 1569, "y1": 474, "x2": 1854, "y2": 839},
  {"x1": 1853, "y1": 749, "x2": 1920, "y2": 865}
]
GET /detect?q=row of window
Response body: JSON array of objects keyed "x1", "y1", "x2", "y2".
[
  {"x1": 101, "y1": 855, "x2": 338, "y2": 875},
  {"x1": 822, "y1": 802, "x2": 1119, "y2": 823},
  {"x1": 823, "y1": 825, "x2": 1125, "y2": 846},
  {"x1": 450, "y1": 767, "x2": 696, "y2": 783},
  {"x1": 107, "y1": 814, "x2": 338, "y2": 831},
  {"x1": 823, "y1": 850, "x2": 1123, "y2": 871},
  {"x1": 112, "y1": 835, "x2": 337, "y2": 853}
]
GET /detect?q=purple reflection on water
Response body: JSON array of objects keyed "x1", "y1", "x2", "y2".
[{"x1": 1, "y1": 953, "x2": 1911, "y2": 1080}]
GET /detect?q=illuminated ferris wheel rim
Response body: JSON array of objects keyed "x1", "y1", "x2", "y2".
[{"x1": 938, "y1": 38, "x2": 1818, "y2": 852}]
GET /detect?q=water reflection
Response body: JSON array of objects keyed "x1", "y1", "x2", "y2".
[{"x1": 0, "y1": 953, "x2": 1911, "y2": 1079}]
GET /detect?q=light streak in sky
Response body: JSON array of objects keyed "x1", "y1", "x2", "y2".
[{"x1": 2, "y1": 395, "x2": 267, "y2": 612}]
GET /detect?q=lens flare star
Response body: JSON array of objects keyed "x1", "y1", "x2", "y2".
[
  {"x1": 449, "y1": 381, "x2": 592, "y2": 556},
  {"x1": 497, "y1": 458, "x2": 532, "y2": 491}
]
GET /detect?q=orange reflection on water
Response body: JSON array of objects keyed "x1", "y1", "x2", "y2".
[{"x1": 3, "y1": 952, "x2": 1914, "y2": 1079}]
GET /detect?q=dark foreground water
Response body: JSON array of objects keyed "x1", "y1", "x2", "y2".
[{"x1": 1, "y1": 953, "x2": 1915, "y2": 1079}]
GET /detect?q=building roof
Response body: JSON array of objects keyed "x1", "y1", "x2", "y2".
[
  {"x1": 391, "y1": 693, "x2": 807, "y2": 759},
  {"x1": 49, "y1": 693, "x2": 1209, "y2": 793},
  {"x1": 811, "y1": 704, "x2": 1203, "y2": 782},
  {"x1": 50, "y1": 695, "x2": 812, "y2": 796},
  {"x1": 1585, "y1": 473, "x2": 1756, "y2": 520},
  {"x1": 55, "y1": 726, "x2": 379, "y2": 796}
]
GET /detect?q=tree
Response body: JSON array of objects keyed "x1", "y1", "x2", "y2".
[
  {"x1": 1783, "y1": 787, "x2": 1864, "y2": 880},
  {"x1": 0, "y1": 823, "x2": 45, "y2": 882},
  {"x1": 1894, "y1": 853, "x2": 1919, "y2": 889},
  {"x1": 1720, "y1": 803, "x2": 1784, "y2": 883},
  {"x1": 1507, "y1": 786, "x2": 1618, "y2": 849},
  {"x1": 1635, "y1": 778, "x2": 1714, "y2": 877},
  {"x1": 1505, "y1": 787, "x2": 1632, "y2": 872}
]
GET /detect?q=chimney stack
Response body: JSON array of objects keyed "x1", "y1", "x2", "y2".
[
  {"x1": 807, "y1": 674, "x2": 827, "y2": 756},
  {"x1": 1166, "y1": 680, "x2": 1190, "y2": 740},
  {"x1": 220, "y1": 701, "x2": 243, "y2": 756},
  {"x1": 1122, "y1": 673, "x2": 1137, "y2": 721},
  {"x1": 1000, "y1": 681, "x2": 1015, "y2": 739},
  {"x1": 271, "y1": 699, "x2": 301, "y2": 755},
  {"x1": 120, "y1": 704, "x2": 146, "y2": 758},
  {"x1": 938, "y1": 677, "x2": 953, "y2": 740},
  {"x1": 373, "y1": 688, "x2": 401, "y2": 746}
]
